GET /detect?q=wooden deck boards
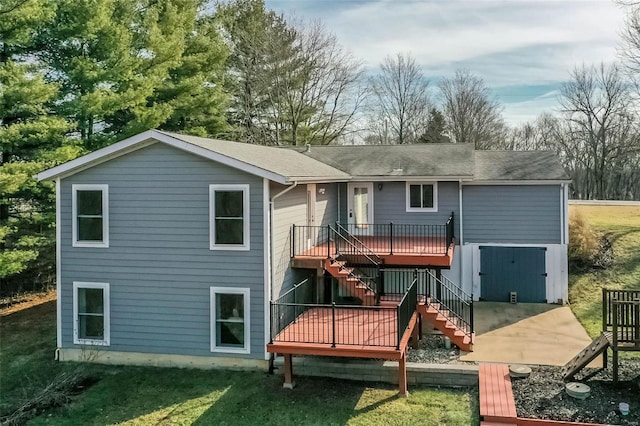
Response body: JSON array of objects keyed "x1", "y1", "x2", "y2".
[
  {"x1": 295, "y1": 237, "x2": 453, "y2": 267},
  {"x1": 267, "y1": 308, "x2": 418, "y2": 360},
  {"x1": 479, "y1": 363, "x2": 518, "y2": 423}
]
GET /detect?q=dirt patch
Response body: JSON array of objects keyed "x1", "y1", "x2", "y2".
[
  {"x1": 512, "y1": 359, "x2": 640, "y2": 425},
  {"x1": 0, "y1": 290, "x2": 56, "y2": 316}
]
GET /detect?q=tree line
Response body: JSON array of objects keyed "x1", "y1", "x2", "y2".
[{"x1": 1, "y1": 0, "x2": 639, "y2": 295}]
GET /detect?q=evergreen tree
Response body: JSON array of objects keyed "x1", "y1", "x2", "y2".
[
  {"x1": 0, "y1": 0, "x2": 77, "y2": 291},
  {"x1": 419, "y1": 108, "x2": 450, "y2": 144},
  {"x1": 36, "y1": 0, "x2": 228, "y2": 149}
]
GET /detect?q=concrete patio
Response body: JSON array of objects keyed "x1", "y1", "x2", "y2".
[{"x1": 459, "y1": 302, "x2": 599, "y2": 366}]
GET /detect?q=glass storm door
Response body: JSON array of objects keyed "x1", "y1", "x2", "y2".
[{"x1": 347, "y1": 183, "x2": 373, "y2": 235}]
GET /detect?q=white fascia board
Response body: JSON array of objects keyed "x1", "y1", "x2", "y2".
[
  {"x1": 463, "y1": 179, "x2": 572, "y2": 186},
  {"x1": 290, "y1": 177, "x2": 351, "y2": 183},
  {"x1": 37, "y1": 130, "x2": 289, "y2": 185},
  {"x1": 37, "y1": 130, "x2": 159, "y2": 181},
  {"x1": 349, "y1": 176, "x2": 474, "y2": 182}
]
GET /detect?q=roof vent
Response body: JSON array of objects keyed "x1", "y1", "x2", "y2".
[
  {"x1": 392, "y1": 167, "x2": 403, "y2": 173},
  {"x1": 305, "y1": 143, "x2": 311, "y2": 153}
]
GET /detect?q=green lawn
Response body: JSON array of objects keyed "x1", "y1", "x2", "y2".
[
  {"x1": 568, "y1": 204, "x2": 640, "y2": 353},
  {"x1": 0, "y1": 301, "x2": 478, "y2": 425}
]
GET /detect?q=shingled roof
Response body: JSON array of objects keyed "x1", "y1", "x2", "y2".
[
  {"x1": 291, "y1": 143, "x2": 475, "y2": 179},
  {"x1": 37, "y1": 130, "x2": 570, "y2": 183},
  {"x1": 473, "y1": 150, "x2": 570, "y2": 181}
]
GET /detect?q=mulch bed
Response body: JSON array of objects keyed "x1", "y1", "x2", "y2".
[{"x1": 511, "y1": 359, "x2": 640, "y2": 425}]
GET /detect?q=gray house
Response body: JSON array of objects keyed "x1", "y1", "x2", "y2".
[{"x1": 38, "y1": 130, "x2": 569, "y2": 393}]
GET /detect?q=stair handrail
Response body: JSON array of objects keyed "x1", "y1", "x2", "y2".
[
  {"x1": 334, "y1": 222, "x2": 383, "y2": 265},
  {"x1": 330, "y1": 226, "x2": 382, "y2": 303},
  {"x1": 434, "y1": 271, "x2": 472, "y2": 301},
  {"x1": 396, "y1": 274, "x2": 418, "y2": 349},
  {"x1": 424, "y1": 269, "x2": 473, "y2": 340}
]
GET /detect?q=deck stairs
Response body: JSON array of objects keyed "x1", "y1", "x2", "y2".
[
  {"x1": 418, "y1": 302, "x2": 474, "y2": 352},
  {"x1": 324, "y1": 257, "x2": 377, "y2": 306},
  {"x1": 323, "y1": 225, "x2": 474, "y2": 351}
]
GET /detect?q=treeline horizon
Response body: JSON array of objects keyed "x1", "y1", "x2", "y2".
[{"x1": 1, "y1": 0, "x2": 639, "y2": 296}]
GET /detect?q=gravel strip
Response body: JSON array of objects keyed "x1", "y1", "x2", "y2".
[{"x1": 511, "y1": 359, "x2": 640, "y2": 425}]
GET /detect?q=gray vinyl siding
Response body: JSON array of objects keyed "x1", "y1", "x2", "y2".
[
  {"x1": 271, "y1": 183, "x2": 307, "y2": 299},
  {"x1": 462, "y1": 185, "x2": 561, "y2": 244},
  {"x1": 60, "y1": 143, "x2": 266, "y2": 359},
  {"x1": 373, "y1": 181, "x2": 460, "y2": 225},
  {"x1": 316, "y1": 183, "x2": 338, "y2": 227}
]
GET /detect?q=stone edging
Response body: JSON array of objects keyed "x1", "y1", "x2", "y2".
[{"x1": 273, "y1": 356, "x2": 478, "y2": 387}]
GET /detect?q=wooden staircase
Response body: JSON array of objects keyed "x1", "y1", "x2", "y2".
[
  {"x1": 418, "y1": 302, "x2": 474, "y2": 352},
  {"x1": 324, "y1": 258, "x2": 376, "y2": 306}
]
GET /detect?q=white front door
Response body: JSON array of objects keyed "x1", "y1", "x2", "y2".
[{"x1": 347, "y1": 182, "x2": 374, "y2": 235}]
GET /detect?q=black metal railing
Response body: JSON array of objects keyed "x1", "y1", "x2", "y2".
[
  {"x1": 334, "y1": 222, "x2": 384, "y2": 265},
  {"x1": 271, "y1": 301, "x2": 400, "y2": 348},
  {"x1": 291, "y1": 213, "x2": 455, "y2": 259},
  {"x1": 337, "y1": 221, "x2": 453, "y2": 255},
  {"x1": 396, "y1": 274, "x2": 418, "y2": 349},
  {"x1": 378, "y1": 268, "x2": 418, "y2": 299},
  {"x1": 424, "y1": 270, "x2": 473, "y2": 342},
  {"x1": 270, "y1": 277, "x2": 317, "y2": 343},
  {"x1": 445, "y1": 213, "x2": 455, "y2": 256},
  {"x1": 291, "y1": 224, "x2": 331, "y2": 258}
]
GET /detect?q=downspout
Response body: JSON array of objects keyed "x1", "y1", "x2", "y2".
[
  {"x1": 458, "y1": 179, "x2": 465, "y2": 294},
  {"x1": 267, "y1": 181, "x2": 298, "y2": 373}
]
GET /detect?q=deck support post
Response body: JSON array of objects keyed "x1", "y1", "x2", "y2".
[
  {"x1": 410, "y1": 321, "x2": 420, "y2": 349},
  {"x1": 398, "y1": 353, "x2": 408, "y2": 397},
  {"x1": 283, "y1": 354, "x2": 295, "y2": 389}
]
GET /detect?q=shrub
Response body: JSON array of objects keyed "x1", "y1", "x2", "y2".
[{"x1": 568, "y1": 211, "x2": 614, "y2": 270}]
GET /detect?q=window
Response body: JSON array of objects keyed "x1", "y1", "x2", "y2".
[
  {"x1": 406, "y1": 182, "x2": 438, "y2": 212},
  {"x1": 210, "y1": 287, "x2": 250, "y2": 354},
  {"x1": 72, "y1": 184, "x2": 109, "y2": 247},
  {"x1": 73, "y1": 282, "x2": 110, "y2": 346},
  {"x1": 209, "y1": 184, "x2": 250, "y2": 250}
]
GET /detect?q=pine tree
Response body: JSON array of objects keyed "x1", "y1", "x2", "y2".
[
  {"x1": 36, "y1": 0, "x2": 229, "y2": 149},
  {"x1": 0, "y1": 0, "x2": 77, "y2": 290}
]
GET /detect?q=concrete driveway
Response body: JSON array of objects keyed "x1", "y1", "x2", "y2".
[{"x1": 459, "y1": 302, "x2": 598, "y2": 366}]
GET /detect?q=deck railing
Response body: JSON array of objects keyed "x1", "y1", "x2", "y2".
[
  {"x1": 291, "y1": 212, "x2": 455, "y2": 258},
  {"x1": 396, "y1": 275, "x2": 418, "y2": 349},
  {"x1": 270, "y1": 276, "x2": 418, "y2": 349},
  {"x1": 424, "y1": 270, "x2": 473, "y2": 342}
]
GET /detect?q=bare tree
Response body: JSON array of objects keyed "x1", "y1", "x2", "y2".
[
  {"x1": 439, "y1": 70, "x2": 504, "y2": 149},
  {"x1": 367, "y1": 52, "x2": 431, "y2": 144},
  {"x1": 502, "y1": 113, "x2": 560, "y2": 151},
  {"x1": 217, "y1": 1, "x2": 365, "y2": 145},
  {"x1": 278, "y1": 20, "x2": 367, "y2": 146},
  {"x1": 558, "y1": 63, "x2": 640, "y2": 199}
]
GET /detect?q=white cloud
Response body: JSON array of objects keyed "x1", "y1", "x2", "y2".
[{"x1": 267, "y1": 0, "x2": 627, "y2": 123}]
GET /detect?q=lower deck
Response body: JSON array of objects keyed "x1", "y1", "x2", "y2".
[{"x1": 267, "y1": 308, "x2": 418, "y2": 360}]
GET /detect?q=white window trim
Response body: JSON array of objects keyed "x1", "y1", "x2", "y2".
[
  {"x1": 209, "y1": 184, "x2": 250, "y2": 251},
  {"x1": 406, "y1": 181, "x2": 438, "y2": 212},
  {"x1": 72, "y1": 184, "x2": 109, "y2": 248},
  {"x1": 73, "y1": 281, "x2": 110, "y2": 346},
  {"x1": 210, "y1": 287, "x2": 251, "y2": 354}
]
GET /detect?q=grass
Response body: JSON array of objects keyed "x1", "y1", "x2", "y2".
[
  {"x1": 568, "y1": 204, "x2": 640, "y2": 354},
  {"x1": 0, "y1": 301, "x2": 478, "y2": 425}
]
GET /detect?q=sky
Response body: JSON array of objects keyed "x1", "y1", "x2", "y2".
[{"x1": 265, "y1": 0, "x2": 627, "y2": 125}]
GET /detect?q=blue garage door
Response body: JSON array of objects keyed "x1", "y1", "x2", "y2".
[{"x1": 480, "y1": 246, "x2": 546, "y2": 303}]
